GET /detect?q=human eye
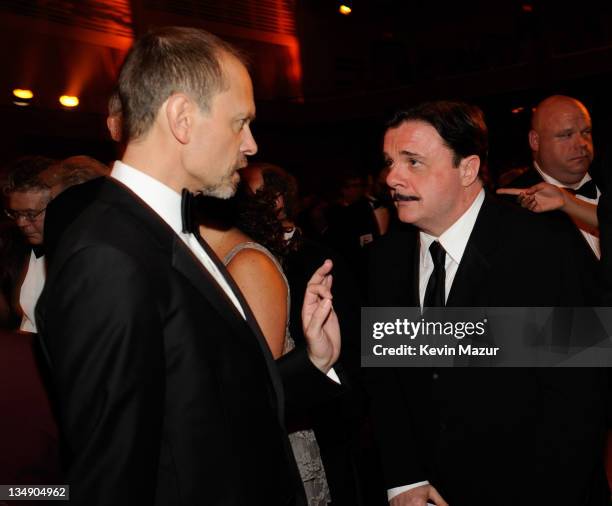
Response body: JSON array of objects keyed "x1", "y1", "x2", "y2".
[
  {"x1": 582, "y1": 127, "x2": 592, "y2": 137},
  {"x1": 408, "y1": 157, "x2": 422, "y2": 168}
]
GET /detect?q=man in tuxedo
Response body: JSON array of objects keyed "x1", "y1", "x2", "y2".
[
  {"x1": 3, "y1": 156, "x2": 55, "y2": 332},
  {"x1": 504, "y1": 95, "x2": 600, "y2": 259},
  {"x1": 36, "y1": 26, "x2": 340, "y2": 506},
  {"x1": 367, "y1": 101, "x2": 609, "y2": 505}
]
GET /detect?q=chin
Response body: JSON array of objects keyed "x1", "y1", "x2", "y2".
[
  {"x1": 397, "y1": 209, "x2": 420, "y2": 225},
  {"x1": 201, "y1": 184, "x2": 236, "y2": 200}
]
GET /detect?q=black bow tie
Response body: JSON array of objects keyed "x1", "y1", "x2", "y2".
[
  {"x1": 181, "y1": 189, "x2": 195, "y2": 234},
  {"x1": 567, "y1": 179, "x2": 597, "y2": 200},
  {"x1": 32, "y1": 245, "x2": 45, "y2": 258}
]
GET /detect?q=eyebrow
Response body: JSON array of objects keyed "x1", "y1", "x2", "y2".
[{"x1": 399, "y1": 150, "x2": 424, "y2": 158}]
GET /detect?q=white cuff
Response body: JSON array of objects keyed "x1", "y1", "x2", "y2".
[{"x1": 388, "y1": 480, "x2": 429, "y2": 501}]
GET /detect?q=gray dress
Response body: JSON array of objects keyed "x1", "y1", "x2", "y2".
[{"x1": 224, "y1": 241, "x2": 331, "y2": 506}]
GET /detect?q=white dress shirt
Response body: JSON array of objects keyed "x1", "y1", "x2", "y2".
[
  {"x1": 388, "y1": 188, "x2": 485, "y2": 501},
  {"x1": 111, "y1": 161, "x2": 246, "y2": 318},
  {"x1": 19, "y1": 250, "x2": 46, "y2": 333},
  {"x1": 534, "y1": 162, "x2": 600, "y2": 259}
]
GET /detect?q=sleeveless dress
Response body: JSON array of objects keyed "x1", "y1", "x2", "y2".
[{"x1": 224, "y1": 241, "x2": 331, "y2": 506}]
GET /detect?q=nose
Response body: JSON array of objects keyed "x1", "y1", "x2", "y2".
[
  {"x1": 15, "y1": 215, "x2": 30, "y2": 227},
  {"x1": 386, "y1": 163, "x2": 402, "y2": 190},
  {"x1": 241, "y1": 125, "x2": 258, "y2": 156}
]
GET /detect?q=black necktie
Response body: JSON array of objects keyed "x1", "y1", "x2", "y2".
[
  {"x1": 424, "y1": 241, "x2": 446, "y2": 308},
  {"x1": 567, "y1": 179, "x2": 597, "y2": 200},
  {"x1": 181, "y1": 189, "x2": 195, "y2": 234}
]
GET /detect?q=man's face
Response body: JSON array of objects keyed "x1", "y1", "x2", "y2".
[
  {"x1": 384, "y1": 120, "x2": 467, "y2": 236},
  {"x1": 6, "y1": 190, "x2": 50, "y2": 245},
  {"x1": 184, "y1": 54, "x2": 258, "y2": 198},
  {"x1": 531, "y1": 101, "x2": 593, "y2": 185}
]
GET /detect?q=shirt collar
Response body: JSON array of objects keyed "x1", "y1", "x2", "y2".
[
  {"x1": 420, "y1": 188, "x2": 485, "y2": 265},
  {"x1": 533, "y1": 161, "x2": 591, "y2": 190},
  {"x1": 110, "y1": 160, "x2": 183, "y2": 235}
]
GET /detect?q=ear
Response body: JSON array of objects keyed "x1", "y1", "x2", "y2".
[
  {"x1": 528, "y1": 129, "x2": 539, "y2": 152},
  {"x1": 165, "y1": 93, "x2": 194, "y2": 145},
  {"x1": 459, "y1": 155, "x2": 480, "y2": 187},
  {"x1": 106, "y1": 116, "x2": 122, "y2": 143}
]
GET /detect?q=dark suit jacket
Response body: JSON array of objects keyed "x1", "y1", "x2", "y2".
[
  {"x1": 367, "y1": 195, "x2": 609, "y2": 506},
  {"x1": 36, "y1": 177, "x2": 340, "y2": 506}
]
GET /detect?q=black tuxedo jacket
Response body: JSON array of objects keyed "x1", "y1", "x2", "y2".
[
  {"x1": 36, "y1": 177, "x2": 339, "y2": 506},
  {"x1": 366, "y1": 195, "x2": 609, "y2": 506}
]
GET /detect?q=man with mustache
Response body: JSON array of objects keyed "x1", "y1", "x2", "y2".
[
  {"x1": 366, "y1": 101, "x2": 609, "y2": 505},
  {"x1": 504, "y1": 95, "x2": 600, "y2": 259},
  {"x1": 36, "y1": 26, "x2": 341, "y2": 506}
]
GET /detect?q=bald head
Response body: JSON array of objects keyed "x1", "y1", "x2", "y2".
[{"x1": 529, "y1": 95, "x2": 593, "y2": 185}]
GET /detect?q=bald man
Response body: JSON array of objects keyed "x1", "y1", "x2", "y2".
[{"x1": 505, "y1": 95, "x2": 601, "y2": 259}]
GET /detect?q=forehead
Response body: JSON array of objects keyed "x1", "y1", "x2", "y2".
[
  {"x1": 384, "y1": 120, "x2": 446, "y2": 155},
  {"x1": 7, "y1": 190, "x2": 49, "y2": 209},
  {"x1": 542, "y1": 102, "x2": 591, "y2": 131},
  {"x1": 211, "y1": 55, "x2": 255, "y2": 115}
]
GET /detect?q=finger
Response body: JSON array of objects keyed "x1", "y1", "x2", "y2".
[
  {"x1": 305, "y1": 298, "x2": 333, "y2": 336},
  {"x1": 531, "y1": 182, "x2": 549, "y2": 191},
  {"x1": 308, "y1": 259, "x2": 333, "y2": 286},
  {"x1": 323, "y1": 273, "x2": 333, "y2": 289},
  {"x1": 307, "y1": 283, "x2": 333, "y2": 301},
  {"x1": 496, "y1": 188, "x2": 523, "y2": 195},
  {"x1": 428, "y1": 486, "x2": 449, "y2": 506}
]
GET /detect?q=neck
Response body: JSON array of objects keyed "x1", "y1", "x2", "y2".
[
  {"x1": 122, "y1": 134, "x2": 186, "y2": 193},
  {"x1": 425, "y1": 184, "x2": 482, "y2": 237}
]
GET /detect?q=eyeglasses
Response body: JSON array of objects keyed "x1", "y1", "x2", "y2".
[{"x1": 4, "y1": 207, "x2": 47, "y2": 221}]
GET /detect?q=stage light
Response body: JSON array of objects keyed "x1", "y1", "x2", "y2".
[
  {"x1": 13, "y1": 89, "x2": 33, "y2": 100},
  {"x1": 12, "y1": 88, "x2": 34, "y2": 106},
  {"x1": 339, "y1": 4, "x2": 352, "y2": 15},
  {"x1": 522, "y1": 4, "x2": 534, "y2": 13},
  {"x1": 59, "y1": 95, "x2": 79, "y2": 108},
  {"x1": 512, "y1": 107, "x2": 525, "y2": 114}
]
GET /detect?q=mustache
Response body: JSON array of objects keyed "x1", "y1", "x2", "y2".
[{"x1": 393, "y1": 193, "x2": 420, "y2": 202}]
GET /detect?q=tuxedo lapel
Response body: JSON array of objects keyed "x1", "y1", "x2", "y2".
[
  {"x1": 102, "y1": 179, "x2": 286, "y2": 423},
  {"x1": 447, "y1": 196, "x2": 500, "y2": 307},
  {"x1": 192, "y1": 231, "x2": 287, "y2": 422}
]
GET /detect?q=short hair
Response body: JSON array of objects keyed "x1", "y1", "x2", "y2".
[
  {"x1": 42, "y1": 156, "x2": 109, "y2": 193},
  {"x1": 386, "y1": 101, "x2": 489, "y2": 170},
  {"x1": 108, "y1": 90, "x2": 122, "y2": 117},
  {"x1": 2, "y1": 156, "x2": 55, "y2": 195},
  {"x1": 118, "y1": 26, "x2": 246, "y2": 140}
]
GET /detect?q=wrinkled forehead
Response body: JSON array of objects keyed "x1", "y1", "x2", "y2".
[
  {"x1": 7, "y1": 190, "x2": 50, "y2": 209},
  {"x1": 384, "y1": 120, "x2": 445, "y2": 155}
]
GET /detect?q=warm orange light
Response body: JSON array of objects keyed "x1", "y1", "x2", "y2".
[
  {"x1": 512, "y1": 107, "x2": 525, "y2": 114},
  {"x1": 59, "y1": 95, "x2": 79, "y2": 108},
  {"x1": 522, "y1": 4, "x2": 534, "y2": 12},
  {"x1": 339, "y1": 5, "x2": 352, "y2": 15},
  {"x1": 13, "y1": 89, "x2": 33, "y2": 100}
]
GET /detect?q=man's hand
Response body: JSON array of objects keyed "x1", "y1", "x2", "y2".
[
  {"x1": 390, "y1": 484, "x2": 448, "y2": 506},
  {"x1": 496, "y1": 182, "x2": 566, "y2": 213},
  {"x1": 301, "y1": 259, "x2": 340, "y2": 373}
]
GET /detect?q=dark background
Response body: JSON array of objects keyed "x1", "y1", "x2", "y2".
[{"x1": 2, "y1": 0, "x2": 612, "y2": 189}]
